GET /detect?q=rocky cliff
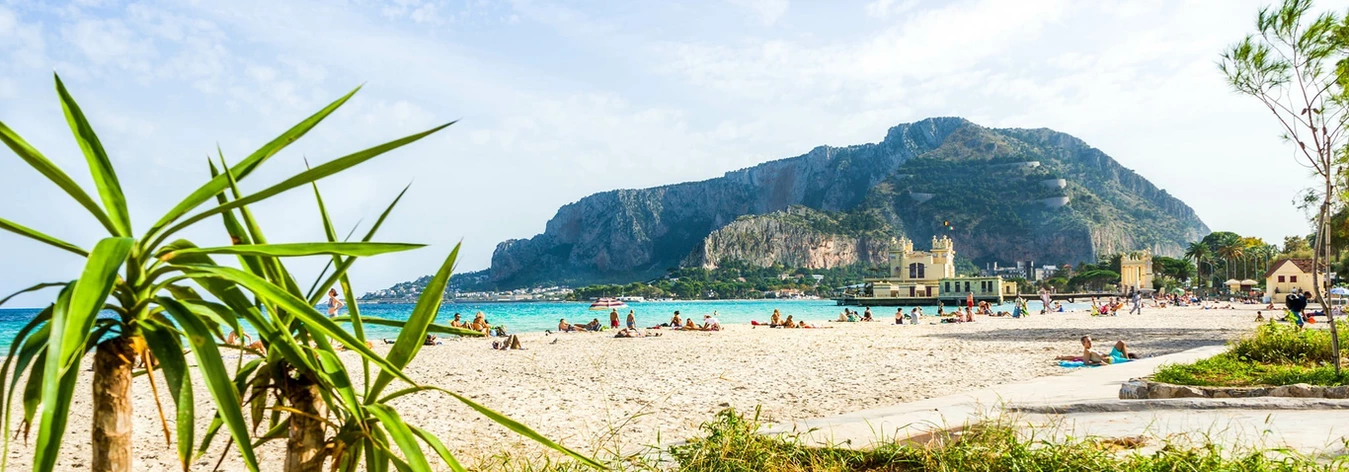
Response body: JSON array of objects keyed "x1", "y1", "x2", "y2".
[
  {"x1": 683, "y1": 207, "x2": 892, "y2": 270},
  {"x1": 487, "y1": 118, "x2": 1210, "y2": 287}
]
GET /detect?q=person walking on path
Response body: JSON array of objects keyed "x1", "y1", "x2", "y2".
[
  {"x1": 1129, "y1": 290, "x2": 1143, "y2": 315},
  {"x1": 610, "y1": 309, "x2": 620, "y2": 329}
]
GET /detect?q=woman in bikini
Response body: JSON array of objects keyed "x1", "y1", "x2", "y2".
[
  {"x1": 770, "y1": 310, "x2": 783, "y2": 327},
  {"x1": 470, "y1": 312, "x2": 490, "y2": 334},
  {"x1": 327, "y1": 288, "x2": 345, "y2": 317}
]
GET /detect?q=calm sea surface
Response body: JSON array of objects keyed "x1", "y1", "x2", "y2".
[{"x1": 0, "y1": 298, "x2": 1081, "y2": 350}]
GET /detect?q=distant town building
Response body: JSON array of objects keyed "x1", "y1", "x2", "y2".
[{"x1": 866, "y1": 236, "x2": 1015, "y2": 302}]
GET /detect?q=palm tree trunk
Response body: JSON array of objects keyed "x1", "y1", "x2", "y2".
[
  {"x1": 285, "y1": 372, "x2": 327, "y2": 472},
  {"x1": 92, "y1": 336, "x2": 135, "y2": 472}
]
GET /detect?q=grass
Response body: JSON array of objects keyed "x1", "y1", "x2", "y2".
[
  {"x1": 471, "y1": 408, "x2": 1344, "y2": 471},
  {"x1": 1154, "y1": 321, "x2": 1349, "y2": 387}
]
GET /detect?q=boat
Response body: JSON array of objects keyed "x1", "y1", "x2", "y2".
[
  {"x1": 589, "y1": 297, "x2": 628, "y2": 310},
  {"x1": 616, "y1": 296, "x2": 646, "y2": 303}
]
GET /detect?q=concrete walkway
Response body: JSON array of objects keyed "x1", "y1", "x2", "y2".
[
  {"x1": 760, "y1": 345, "x2": 1227, "y2": 446},
  {"x1": 760, "y1": 344, "x2": 1349, "y2": 456}
]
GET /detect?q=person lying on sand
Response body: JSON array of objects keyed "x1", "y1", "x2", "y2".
[
  {"x1": 682, "y1": 319, "x2": 705, "y2": 331},
  {"x1": 615, "y1": 327, "x2": 660, "y2": 338},
  {"x1": 584, "y1": 319, "x2": 602, "y2": 331},
  {"x1": 225, "y1": 331, "x2": 266, "y2": 355},
  {"x1": 558, "y1": 318, "x2": 582, "y2": 333},
  {"x1": 492, "y1": 335, "x2": 524, "y2": 350},
  {"x1": 1055, "y1": 336, "x2": 1136, "y2": 365}
]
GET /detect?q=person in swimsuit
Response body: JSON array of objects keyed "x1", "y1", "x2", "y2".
[
  {"x1": 558, "y1": 318, "x2": 580, "y2": 332},
  {"x1": 670, "y1": 311, "x2": 683, "y2": 328},
  {"x1": 327, "y1": 288, "x2": 345, "y2": 317},
  {"x1": 627, "y1": 310, "x2": 636, "y2": 329},
  {"x1": 610, "y1": 309, "x2": 621, "y2": 329},
  {"x1": 1055, "y1": 336, "x2": 1135, "y2": 365},
  {"x1": 770, "y1": 310, "x2": 783, "y2": 327},
  {"x1": 448, "y1": 313, "x2": 465, "y2": 328},
  {"x1": 470, "y1": 312, "x2": 490, "y2": 334}
]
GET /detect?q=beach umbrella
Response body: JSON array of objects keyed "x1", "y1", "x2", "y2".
[
  {"x1": 1171, "y1": 288, "x2": 1185, "y2": 295},
  {"x1": 1330, "y1": 287, "x2": 1349, "y2": 296}
]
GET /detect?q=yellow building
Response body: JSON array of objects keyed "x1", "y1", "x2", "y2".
[
  {"x1": 1264, "y1": 259, "x2": 1324, "y2": 300},
  {"x1": 867, "y1": 236, "x2": 1013, "y2": 302},
  {"x1": 1119, "y1": 251, "x2": 1154, "y2": 293}
]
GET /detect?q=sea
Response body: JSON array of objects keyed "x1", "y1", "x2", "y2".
[{"x1": 0, "y1": 298, "x2": 1081, "y2": 350}]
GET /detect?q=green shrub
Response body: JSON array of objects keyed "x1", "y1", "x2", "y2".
[
  {"x1": 1154, "y1": 321, "x2": 1349, "y2": 387},
  {"x1": 1230, "y1": 321, "x2": 1346, "y2": 365}
]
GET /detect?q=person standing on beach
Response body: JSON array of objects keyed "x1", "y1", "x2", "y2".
[
  {"x1": 626, "y1": 310, "x2": 636, "y2": 329},
  {"x1": 1286, "y1": 290, "x2": 1308, "y2": 328},
  {"x1": 610, "y1": 309, "x2": 620, "y2": 329},
  {"x1": 966, "y1": 293, "x2": 974, "y2": 318},
  {"x1": 1129, "y1": 290, "x2": 1143, "y2": 315},
  {"x1": 327, "y1": 288, "x2": 345, "y2": 317}
]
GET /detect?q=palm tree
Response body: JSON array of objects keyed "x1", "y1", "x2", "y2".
[
  {"x1": 1185, "y1": 241, "x2": 1212, "y2": 291},
  {"x1": 1216, "y1": 234, "x2": 1246, "y2": 280}
]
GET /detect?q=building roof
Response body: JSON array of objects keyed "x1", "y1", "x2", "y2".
[{"x1": 1263, "y1": 259, "x2": 1324, "y2": 280}]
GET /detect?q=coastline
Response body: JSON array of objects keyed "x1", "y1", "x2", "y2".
[{"x1": 3, "y1": 303, "x2": 1261, "y2": 469}]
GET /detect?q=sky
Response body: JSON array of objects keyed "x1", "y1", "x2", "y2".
[{"x1": 0, "y1": 0, "x2": 1342, "y2": 306}]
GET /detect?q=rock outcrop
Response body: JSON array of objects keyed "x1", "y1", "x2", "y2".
[
  {"x1": 487, "y1": 118, "x2": 1210, "y2": 287},
  {"x1": 683, "y1": 207, "x2": 891, "y2": 270}
]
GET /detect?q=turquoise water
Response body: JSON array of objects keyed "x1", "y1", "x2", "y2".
[{"x1": 0, "y1": 299, "x2": 1079, "y2": 349}]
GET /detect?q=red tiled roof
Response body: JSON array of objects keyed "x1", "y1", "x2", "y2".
[{"x1": 1263, "y1": 259, "x2": 1324, "y2": 280}]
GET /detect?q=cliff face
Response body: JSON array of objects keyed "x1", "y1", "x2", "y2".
[
  {"x1": 488, "y1": 118, "x2": 1210, "y2": 287},
  {"x1": 683, "y1": 207, "x2": 891, "y2": 270}
]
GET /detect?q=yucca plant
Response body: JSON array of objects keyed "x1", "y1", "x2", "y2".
[
  {"x1": 0, "y1": 75, "x2": 596, "y2": 472},
  {"x1": 187, "y1": 165, "x2": 600, "y2": 471}
]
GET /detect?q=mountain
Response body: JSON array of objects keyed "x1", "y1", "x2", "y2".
[{"x1": 487, "y1": 117, "x2": 1208, "y2": 288}]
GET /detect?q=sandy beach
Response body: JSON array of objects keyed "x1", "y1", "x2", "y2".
[{"x1": 4, "y1": 304, "x2": 1264, "y2": 470}]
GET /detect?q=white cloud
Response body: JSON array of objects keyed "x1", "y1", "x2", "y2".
[
  {"x1": 728, "y1": 0, "x2": 789, "y2": 26},
  {"x1": 864, "y1": 0, "x2": 918, "y2": 19}
]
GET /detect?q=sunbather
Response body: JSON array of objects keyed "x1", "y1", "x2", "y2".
[
  {"x1": 492, "y1": 335, "x2": 524, "y2": 350},
  {"x1": 558, "y1": 318, "x2": 581, "y2": 332},
  {"x1": 1055, "y1": 336, "x2": 1135, "y2": 365}
]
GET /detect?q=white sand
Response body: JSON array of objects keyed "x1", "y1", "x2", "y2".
[{"x1": 3, "y1": 304, "x2": 1265, "y2": 470}]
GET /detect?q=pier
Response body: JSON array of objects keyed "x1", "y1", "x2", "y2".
[{"x1": 834, "y1": 292, "x2": 1117, "y2": 307}]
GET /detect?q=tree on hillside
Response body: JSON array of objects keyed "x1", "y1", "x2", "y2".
[{"x1": 1222, "y1": 0, "x2": 1348, "y2": 373}]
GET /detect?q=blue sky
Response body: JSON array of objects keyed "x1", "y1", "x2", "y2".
[{"x1": 0, "y1": 0, "x2": 1338, "y2": 306}]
